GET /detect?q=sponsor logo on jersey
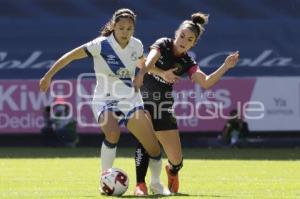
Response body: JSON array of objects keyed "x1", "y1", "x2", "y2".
[
  {"x1": 116, "y1": 68, "x2": 131, "y2": 78},
  {"x1": 108, "y1": 68, "x2": 131, "y2": 78},
  {"x1": 130, "y1": 51, "x2": 138, "y2": 61},
  {"x1": 106, "y1": 54, "x2": 120, "y2": 65},
  {"x1": 153, "y1": 74, "x2": 170, "y2": 85},
  {"x1": 173, "y1": 63, "x2": 183, "y2": 75}
]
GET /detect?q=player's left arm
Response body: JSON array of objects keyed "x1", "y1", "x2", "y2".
[{"x1": 191, "y1": 51, "x2": 239, "y2": 89}]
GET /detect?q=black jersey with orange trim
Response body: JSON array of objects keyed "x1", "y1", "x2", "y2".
[
  {"x1": 142, "y1": 37, "x2": 198, "y2": 93},
  {"x1": 141, "y1": 38, "x2": 199, "y2": 131}
]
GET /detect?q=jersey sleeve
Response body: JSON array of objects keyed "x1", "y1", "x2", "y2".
[
  {"x1": 149, "y1": 37, "x2": 168, "y2": 52},
  {"x1": 84, "y1": 37, "x2": 102, "y2": 57},
  {"x1": 188, "y1": 65, "x2": 200, "y2": 79},
  {"x1": 185, "y1": 55, "x2": 200, "y2": 79},
  {"x1": 135, "y1": 38, "x2": 144, "y2": 58}
]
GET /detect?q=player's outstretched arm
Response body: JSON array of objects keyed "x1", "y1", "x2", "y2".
[
  {"x1": 191, "y1": 51, "x2": 239, "y2": 89},
  {"x1": 39, "y1": 45, "x2": 88, "y2": 92}
]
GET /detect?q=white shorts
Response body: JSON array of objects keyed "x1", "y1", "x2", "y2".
[{"x1": 92, "y1": 92, "x2": 144, "y2": 126}]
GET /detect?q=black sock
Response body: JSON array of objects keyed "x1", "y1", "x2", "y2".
[
  {"x1": 135, "y1": 142, "x2": 149, "y2": 183},
  {"x1": 168, "y1": 159, "x2": 183, "y2": 175}
]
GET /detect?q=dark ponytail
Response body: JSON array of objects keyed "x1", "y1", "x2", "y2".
[
  {"x1": 191, "y1": 12, "x2": 209, "y2": 37},
  {"x1": 191, "y1": 12, "x2": 209, "y2": 26},
  {"x1": 177, "y1": 11, "x2": 209, "y2": 40},
  {"x1": 100, "y1": 8, "x2": 136, "y2": 37}
]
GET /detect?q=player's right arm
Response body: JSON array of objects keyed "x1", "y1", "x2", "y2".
[
  {"x1": 146, "y1": 48, "x2": 180, "y2": 83},
  {"x1": 40, "y1": 45, "x2": 88, "y2": 92}
]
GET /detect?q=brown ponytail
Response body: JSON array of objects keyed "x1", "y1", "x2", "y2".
[
  {"x1": 191, "y1": 12, "x2": 209, "y2": 26},
  {"x1": 100, "y1": 21, "x2": 114, "y2": 37},
  {"x1": 177, "y1": 11, "x2": 209, "y2": 40},
  {"x1": 100, "y1": 8, "x2": 136, "y2": 37}
]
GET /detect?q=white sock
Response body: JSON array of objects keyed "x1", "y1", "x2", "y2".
[
  {"x1": 149, "y1": 157, "x2": 162, "y2": 184},
  {"x1": 100, "y1": 140, "x2": 117, "y2": 172}
]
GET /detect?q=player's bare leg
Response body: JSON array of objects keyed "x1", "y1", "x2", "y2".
[
  {"x1": 127, "y1": 110, "x2": 160, "y2": 157},
  {"x1": 127, "y1": 110, "x2": 170, "y2": 196},
  {"x1": 99, "y1": 111, "x2": 121, "y2": 171},
  {"x1": 98, "y1": 111, "x2": 121, "y2": 194},
  {"x1": 156, "y1": 130, "x2": 182, "y2": 193}
]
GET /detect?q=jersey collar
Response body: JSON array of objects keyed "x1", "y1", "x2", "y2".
[{"x1": 109, "y1": 34, "x2": 133, "y2": 50}]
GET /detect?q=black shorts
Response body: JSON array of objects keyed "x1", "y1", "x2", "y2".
[{"x1": 141, "y1": 89, "x2": 178, "y2": 131}]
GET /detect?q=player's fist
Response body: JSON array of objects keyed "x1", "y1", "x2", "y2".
[
  {"x1": 224, "y1": 51, "x2": 239, "y2": 69},
  {"x1": 161, "y1": 68, "x2": 181, "y2": 84}
]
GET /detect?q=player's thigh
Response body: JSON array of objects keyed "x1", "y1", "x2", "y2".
[
  {"x1": 127, "y1": 110, "x2": 160, "y2": 157},
  {"x1": 99, "y1": 111, "x2": 121, "y2": 143},
  {"x1": 144, "y1": 110, "x2": 154, "y2": 129},
  {"x1": 155, "y1": 130, "x2": 182, "y2": 164}
]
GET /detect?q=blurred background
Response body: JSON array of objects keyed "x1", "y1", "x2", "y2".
[{"x1": 1, "y1": 0, "x2": 300, "y2": 148}]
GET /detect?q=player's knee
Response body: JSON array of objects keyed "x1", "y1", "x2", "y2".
[
  {"x1": 149, "y1": 150, "x2": 162, "y2": 161},
  {"x1": 105, "y1": 132, "x2": 120, "y2": 144},
  {"x1": 147, "y1": 145, "x2": 161, "y2": 158},
  {"x1": 168, "y1": 153, "x2": 183, "y2": 165}
]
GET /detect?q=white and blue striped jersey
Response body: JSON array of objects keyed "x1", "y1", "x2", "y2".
[
  {"x1": 84, "y1": 34, "x2": 144, "y2": 124},
  {"x1": 85, "y1": 34, "x2": 144, "y2": 100}
]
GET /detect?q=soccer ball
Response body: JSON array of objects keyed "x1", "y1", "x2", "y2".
[{"x1": 100, "y1": 168, "x2": 129, "y2": 196}]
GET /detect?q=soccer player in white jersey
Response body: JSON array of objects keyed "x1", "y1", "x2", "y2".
[{"x1": 39, "y1": 8, "x2": 170, "y2": 196}]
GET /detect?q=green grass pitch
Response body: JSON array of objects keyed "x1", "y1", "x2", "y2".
[{"x1": 0, "y1": 147, "x2": 299, "y2": 198}]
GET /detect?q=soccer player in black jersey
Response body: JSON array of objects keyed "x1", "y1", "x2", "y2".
[{"x1": 134, "y1": 12, "x2": 239, "y2": 196}]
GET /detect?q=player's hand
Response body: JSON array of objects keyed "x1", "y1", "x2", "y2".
[
  {"x1": 39, "y1": 76, "x2": 52, "y2": 92},
  {"x1": 224, "y1": 51, "x2": 239, "y2": 69},
  {"x1": 133, "y1": 72, "x2": 144, "y2": 92},
  {"x1": 161, "y1": 68, "x2": 181, "y2": 84}
]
